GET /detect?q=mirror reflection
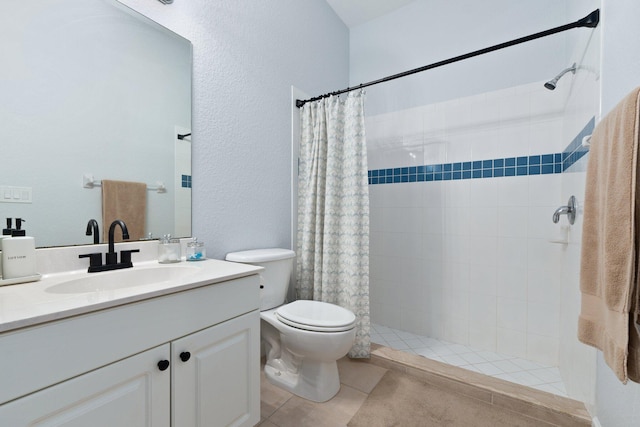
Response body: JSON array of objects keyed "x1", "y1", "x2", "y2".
[{"x1": 0, "y1": 0, "x2": 192, "y2": 248}]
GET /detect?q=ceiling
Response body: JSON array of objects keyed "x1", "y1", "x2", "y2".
[{"x1": 325, "y1": 0, "x2": 417, "y2": 28}]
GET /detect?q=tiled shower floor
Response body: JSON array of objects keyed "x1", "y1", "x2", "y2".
[{"x1": 371, "y1": 323, "x2": 567, "y2": 397}]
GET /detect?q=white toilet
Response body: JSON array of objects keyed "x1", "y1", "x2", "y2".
[{"x1": 225, "y1": 248, "x2": 356, "y2": 402}]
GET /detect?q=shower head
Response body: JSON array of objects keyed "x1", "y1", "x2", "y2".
[{"x1": 544, "y1": 63, "x2": 577, "y2": 90}]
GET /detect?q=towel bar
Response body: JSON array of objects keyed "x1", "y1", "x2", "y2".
[{"x1": 82, "y1": 174, "x2": 166, "y2": 193}]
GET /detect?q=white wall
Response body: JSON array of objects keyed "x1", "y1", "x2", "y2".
[
  {"x1": 349, "y1": 0, "x2": 589, "y2": 115},
  {"x1": 119, "y1": 0, "x2": 349, "y2": 259}
]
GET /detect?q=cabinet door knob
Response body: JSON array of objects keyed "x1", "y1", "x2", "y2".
[
  {"x1": 180, "y1": 351, "x2": 191, "y2": 362},
  {"x1": 157, "y1": 359, "x2": 170, "y2": 371}
]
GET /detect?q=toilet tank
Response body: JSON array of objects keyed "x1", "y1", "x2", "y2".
[{"x1": 225, "y1": 248, "x2": 296, "y2": 311}]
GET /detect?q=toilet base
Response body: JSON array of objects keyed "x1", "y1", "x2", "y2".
[{"x1": 264, "y1": 359, "x2": 340, "y2": 403}]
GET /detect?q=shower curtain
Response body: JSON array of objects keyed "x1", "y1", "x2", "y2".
[{"x1": 296, "y1": 91, "x2": 370, "y2": 358}]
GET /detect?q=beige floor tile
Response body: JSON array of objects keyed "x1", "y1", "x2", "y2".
[
  {"x1": 266, "y1": 385, "x2": 367, "y2": 427},
  {"x1": 257, "y1": 419, "x2": 279, "y2": 427},
  {"x1": 337, "y1": 357, "x2": 388, "y2": 394},
  {"x1": 260, "y1": 369, "x2": 294, "y2": 419}
]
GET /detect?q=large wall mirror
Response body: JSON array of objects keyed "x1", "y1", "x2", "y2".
[{"x1": 0, "y1": 0, "x2": 192, "y2": 248}]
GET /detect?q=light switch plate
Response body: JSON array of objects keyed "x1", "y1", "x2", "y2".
[{"x1": 0, "y1": 186, "x2": 32, "y2": 204}]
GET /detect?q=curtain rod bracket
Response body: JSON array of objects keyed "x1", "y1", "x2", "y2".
[{"x1": 577, "y1": 9, "x2": 599, "y2": 28}]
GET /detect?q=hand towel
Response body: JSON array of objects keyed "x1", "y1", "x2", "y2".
[
  {"x1": 578, "y1": 86, "x2": 640, "y2": 383},
  {"x1": 101, "y1": 180, "x2": 147, "y2": 243}
]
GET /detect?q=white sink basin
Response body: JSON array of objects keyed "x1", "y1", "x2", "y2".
[{"x1": 46, "y1": 265, "x2": 200, "y2": 294}]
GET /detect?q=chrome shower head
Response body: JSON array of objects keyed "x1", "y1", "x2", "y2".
[{"x1": 544, "y1": 63, "x2": 577, "y2": 90}]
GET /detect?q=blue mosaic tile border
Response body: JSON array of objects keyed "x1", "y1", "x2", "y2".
[
  {"x1": 181, "y1": 174, "x2": 192, "y2": 188},
  {"x1": 368, "y1": 117, "x2": 595, "y2": 185}
]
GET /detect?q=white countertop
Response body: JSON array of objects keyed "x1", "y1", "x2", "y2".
[{"x1": 0, "y1": 258, "x2": 262, "y2": 334}]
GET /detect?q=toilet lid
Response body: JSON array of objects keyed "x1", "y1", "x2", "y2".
[{"x1": 275, "y1": 300, "x2": 356, "y2": 332}]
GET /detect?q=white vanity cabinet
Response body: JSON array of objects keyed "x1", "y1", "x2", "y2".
[
  {"x1": 0, "y1": 344, "x2": 172, "y2": 426},
  {"x1": 0, "y1": 272, "x2": 261, "y2": 427},
  {"x1": 172, "y1": 312, "x2": 257, "y2": 426}
]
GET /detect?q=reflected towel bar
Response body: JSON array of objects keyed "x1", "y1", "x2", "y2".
[{"x1": 82, "y1": 174, "x2": 166, "y2": 193}]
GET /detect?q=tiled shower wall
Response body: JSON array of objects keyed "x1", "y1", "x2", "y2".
[{"x1": 368, "y1": 81, "x2": 589, "y2": 366}]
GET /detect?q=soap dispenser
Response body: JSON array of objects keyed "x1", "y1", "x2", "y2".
[
  {"x1": 0, "y1": 218, "x2": 12, "y2": 279},
  {"x1": 2, "y1": 218, "x2": 12, "y2": 237},
  {"x1": 2, "y1": 218, "x2": 37, "y2": 280},
  {"x1": 11, "y1": 218, "x2": 26, "y2": 236}
]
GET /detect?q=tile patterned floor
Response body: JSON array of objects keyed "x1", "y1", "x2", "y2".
[
  {"x1": 371, "y1": 323, "x2": 568, "y2": 397},
  {"x1": 259, "y1": 357, "x2": 388, "y2": 426}
]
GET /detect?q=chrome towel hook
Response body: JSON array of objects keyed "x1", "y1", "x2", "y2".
[{"x1": 552, "y1": 195, "x2": 577, "y2": 225}]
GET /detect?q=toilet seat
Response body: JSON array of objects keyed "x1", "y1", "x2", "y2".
[{"x1": 275, "y1": 300, "x2": 356, "y2": 332}]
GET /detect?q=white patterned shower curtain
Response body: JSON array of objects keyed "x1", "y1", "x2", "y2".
[{"x1": 296, "y1": 91, "x2": 370, "y2": 358}]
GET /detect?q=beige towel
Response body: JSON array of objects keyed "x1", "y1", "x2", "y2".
[
  {"x1": 578, "y1": 87, "x2": 640, "y2": 383},
  {"x1": 101, "y1": 180, "x2": 147, "y2": 243}
]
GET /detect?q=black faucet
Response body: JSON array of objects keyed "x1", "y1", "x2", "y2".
[
  {"x1": 106, "y1": 219, "x2": 129, "y2": 265},
  {"x1": 85, "y1": 219, "x2": 100, "y2": 244},
  {"x1": 79, "y1": 219, "x2": 139, "y2": 273}
]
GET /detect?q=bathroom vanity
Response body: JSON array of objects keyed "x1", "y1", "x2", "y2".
[{"x1": 0, "y1": 255, "x2": 261, "y2": 427}]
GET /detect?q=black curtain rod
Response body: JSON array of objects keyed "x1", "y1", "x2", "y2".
[{"x1": 296, "y1": 9, "x2": 599, "y2": 108}]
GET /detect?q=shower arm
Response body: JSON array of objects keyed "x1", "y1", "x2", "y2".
[{"x1": 296, "y1": 9, "x2": 599, "y2": 108}]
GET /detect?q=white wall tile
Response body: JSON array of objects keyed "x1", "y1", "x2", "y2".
[
  {"x1": 497, "y1": 297, "x2": 527, "y2": 332},
  {"x1": 527, "y1": 267, "x2": 561, "y2": 304},
  {"x1": 468, "y1": 321, "x2": 497, "y2": 352},
  {"x1": 498, "y1": 206, "x2": 529, "y2": 238},
  {"x1": 446, "y1": 134, "x2": 473, "y2": 163},
  {"x1": 444, "y1": 180, "x2": 471, "y2": 208},
  {"x1": 470, "y1": 262, "x2": 498, "y2": 296},
  {"x1": 469, "y1": 293, "x2": 497, "y2": 325},
  {"x1": 423, "y1": 181, "x2": 445, "y2": 208},
  {"x1": 497, "y1": 328, "x2": 528, "y2": 359},
  {"x1": 423, "y1": 207, "x2": 445, "y2": 235},
  {"x1": 497, "y1": 125, "x2": 531, "y2": 158},
  {"x1": 448, "y1": 316, "x2": 470, "y2": 344},
  {"x1": 468, "y1": 207, "x2": 498, "y2": 237},
  {"x1": 423, "y1": 233, "x2": 444, "y2": 262},
  {"x1": 367, "y1": 82, "x2": 570, "y2": 368},
  {"x1": 469, "y1": 179, "x2": 499, "y2": 207},
  {"x1": 496, "y1": 237, "x2": 528, "y2": 269},
  {"x1": 498, "y1": 176, "x2": 530, "y2": 206},
  {"x1": 527, "y1": 334, "x2": 559, "y2": 365},
  {"x1": 423, "y1": 141, "x2": 447, "y2": 165},
  {"x1": 444, "y1": 207, "x2": 471, "y2": 236},
  {"x1": 528, "y1": 117, "x2": 564, "y2": 154},
  {"x1": 496, "y1": 266, "x2": 528, "y2": 300},
  {"x1": 527, "y1": 302, "x2": 560, "y2": 338},
  {"x1": 529, "y1": 174, "x2": 562, "y2": 206},
  {"x1": 384, "y1": 207, "x2": 423, "y2": 233}
]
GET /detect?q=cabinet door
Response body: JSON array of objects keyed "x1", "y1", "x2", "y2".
[
  {"x1": 172, "y1": 311, "x2": 260, "y2": 427},
  {"x1": 0, "y1": 344, "x2": 171, "y2": 427}
]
